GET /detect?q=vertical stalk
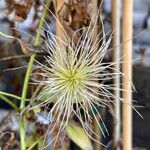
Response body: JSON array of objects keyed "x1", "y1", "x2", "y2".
[
  {"x1": 122, "y1": 0, "x2": 133, "y2": 150},
  {"x1": 0, "y1": 94, "x2": 19, "y2": 111},
  {"x1": 51, "y1": 0, "x2": 64, "y2": 149},
  {"x1": 53, "y1": 0, "x2": 65, "y2": 61},
  {"x1": 20, "y1": 1, "x2": 52, "y2": 150},
  {"x1": 92, "y1": 0, "x2": 102, "y2": 150},
  {"x1": 111, "y1": 0, "x2": 121, "y2": 149}
]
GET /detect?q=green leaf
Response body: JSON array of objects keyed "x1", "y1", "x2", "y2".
[
  {"x1": 66, "y1": 123, "x2": 93, "y2": 150},
  {"x1": 0, "y1": 94, "x2": 19, "y2": 111}
]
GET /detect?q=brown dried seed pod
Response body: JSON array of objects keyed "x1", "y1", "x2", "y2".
[
  {"x1": 1, "y1": 131, "x2": 15, "y2": 150},
  {"x1": 27, "y1": 110, "x2": 37, "y2": 123},
  {"x1": 36, "y1": 123, "x2": 48, "y2": 137}
]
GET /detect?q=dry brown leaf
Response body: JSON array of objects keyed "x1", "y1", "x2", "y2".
[
  {"x1": 68, "y1": 1, "x2": 90, "y2": 30},
  {"x1": 13, "y1": 4, "x2": 28, "y2": 22},
  {"x1": 0, "y1": 130, "x2": 15, "y2": 150},
  {"x1": 57, "y1": 1, "x2": 91, "y2": 44},
  {"x1": 59, "y1": 17, "x2": 80, "y2": 44}
]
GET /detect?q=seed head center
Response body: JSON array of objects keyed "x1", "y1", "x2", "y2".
[{"x1": 63, "y1": 68, "x2": 85, "y2": 89}]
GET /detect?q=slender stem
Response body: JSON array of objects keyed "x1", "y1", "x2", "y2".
[
  {"x1": 0, "y1": 31, "x2": 15, "y2": 39},
  {"x1": 0, "y1": 91, "x2": 26, "y2": 101},
  {"x1": 92, "y1": 0, "x2": 101, "y2": 149},
  {"x1": 20, "y1": 55, "x2": 36, "y2": 150},
  {"x1": 19, "y1": 1, "x2": 52, "y2": 150},
  {"x1": 20, "y1": 54, "x2": 36, "y2": 110},
  {"x1": 51, "y1": 1, "x2": 64, "y2": 149},
  {"x1": 0, "y1": 94, "x2": 19, "y2": 111},
  {"x1": 122, "y1": 0, "x2": 133, "y2": 150},
  {"x1": 112, "y1": 0, "x2": 121, "y2": 149},
  {"x1": 34, "y1": 0, "x2": 52, "y2": 46},
  {"x1": 20, "y1": 116, "x2": 26, "y2": 150}
]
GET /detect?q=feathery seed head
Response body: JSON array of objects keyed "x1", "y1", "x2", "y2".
[{"x1": 31, "y1": 14, "x2": 118, "y2": 145}]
